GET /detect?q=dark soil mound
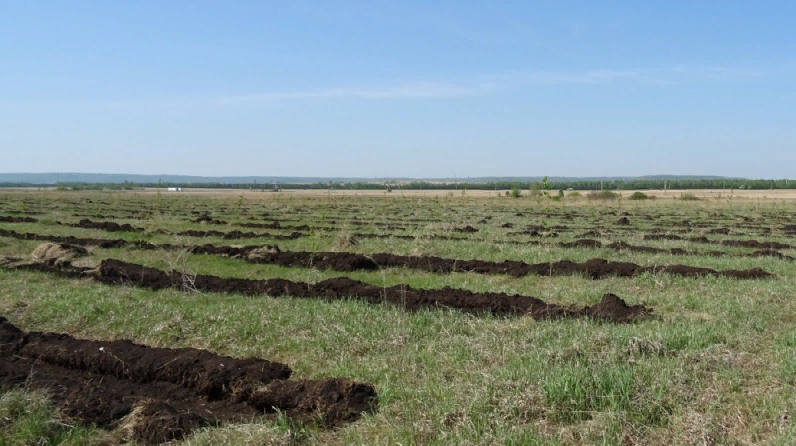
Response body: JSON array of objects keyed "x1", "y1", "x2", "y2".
[
  {"x1": 616, "y1": 217, "x2": 631, "y2": 225},
  {"x1": 587, "y1": 294, "x2": 649, "y2": 323},
  {"x1": 193, "y1": 214, "x2": 226, "y2": 225},
  {"x1": 175, "y1": 229, "x2": 305, "y2": 240},
  {"x1": 33, "y1": 259, "x2": 652, "y2": 323},
  {"x1": 750, "y1": 250, "x2": 794, "y2": 260},
  {"x1": 240, "y1": 221, "x2": 281, "y2": 229},
  {"x1": 0, "y1": 317, "x2": 377, "y2": 445},
  {"x1": 0, "y1": 215, "x2": 37, "y2": 223},
  {"x1": 73, "y1": 219, "x2": 142, "y2": 232},
  {"x1": 560, "y1": 239, "x2": 603, "y2": 249},
  {"x1": 707, "y1": 228, "x2": 730, "y2": 235},
  {"x1": 605, "y1": 241, "x2": 667, "y2": 254},
  {"x1": 0, "y1": 228, "x2": 128, "y2": 248},
  {"x1": 644, "y1": 234, "x2": 682, "y2": 241},
  {"x1": 453, "y1": 225, "x2": 479, "y2": 233},
  {"x1": 721, "y1": 239, "x2": 791, "y2": 250}
]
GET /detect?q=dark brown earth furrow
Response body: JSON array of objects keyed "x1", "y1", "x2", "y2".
[
  {"x1": 558, "y1": 239, "x2": 793, "y2": 260},
  {"x1": 69, "y1": 218, "x2": 143, "y2": 232},
  {"x1": 243, "y1": 250, "x2": 773, "y2": 279},
  {"x1": 0, "y1": 317, "x2": 377, "y2": 445},
  {"x1": 9, "y1": 259, "x2": 651, "y2": 323},
  {"x1": 0, "y1": 228, "x2": 776, "y2": 279},
  {"x1": 0, "y1": 215, "x2": 37, "y2": 223}
]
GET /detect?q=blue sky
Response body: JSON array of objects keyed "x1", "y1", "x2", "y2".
[{"x1": 1, "y1": 1, "x2": 795, "y2": 178}]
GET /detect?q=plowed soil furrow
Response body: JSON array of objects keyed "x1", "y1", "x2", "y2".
[
  {"x1": 69, "y1": 219, "x2": 143, "y2": 232},
  {"x1": 8, "y1": 259, "x2": 652, "y2": 323},
  {"x1": 0, "y1": 215, "x2": 37, "y2": 223},
  {"x1": 558, "y1": 239, "x2": 793, "y2": 260},
  {"x1": 0, "y1": 317, "x2": 376, "y2": 445},
  {"x1": 244, "y1": 250, "x2": 772, "y2": 279},
  {"x1": 0, "y1": 228, "x2": 775, "y2": 279}
]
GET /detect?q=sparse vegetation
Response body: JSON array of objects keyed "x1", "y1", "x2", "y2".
[
  {"x1": 679, "y1": 192, "x2": 700, "y2": 201},
  {"x1": 629, "y1": 191, "x2": 650, "y2": 200}
]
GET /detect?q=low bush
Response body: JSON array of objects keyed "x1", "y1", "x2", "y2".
[
  {"x1": 629, "y1": 191, "x2": 650, "y2": 200},
  {"x1": 567, "y1": 191, "x2": 582, "y2": 197},
  {"x1": 679, "y1": 193, "x2": 700, "y2": 201},
  {"x1": 586, "y1": 190, "x2": 620, "y2": 200}
]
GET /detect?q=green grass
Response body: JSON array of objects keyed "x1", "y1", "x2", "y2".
[{"x1": 1, "y1": 191, "x2": 796, "y2": 444}]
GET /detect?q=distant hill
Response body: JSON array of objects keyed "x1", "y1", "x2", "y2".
[{"x1": 0, "y1": 173, "x2": 740, "y2": 185}]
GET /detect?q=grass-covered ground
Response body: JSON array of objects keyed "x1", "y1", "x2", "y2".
[{"x1": 1, "y1": 190, "x2": 795, "y2": 445}]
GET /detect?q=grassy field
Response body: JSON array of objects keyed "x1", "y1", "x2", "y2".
[{"x1": 1, "y1": 190, "x2": 796, "y2": 445}]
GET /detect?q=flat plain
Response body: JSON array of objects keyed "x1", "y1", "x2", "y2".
[{"x1": 1, "y1": 189, "x2": 796, "y2": 445}]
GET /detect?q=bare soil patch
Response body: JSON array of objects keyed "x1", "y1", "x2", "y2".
[{"x1": 0, "y1": 317, "x2": 376, "y2": 445}]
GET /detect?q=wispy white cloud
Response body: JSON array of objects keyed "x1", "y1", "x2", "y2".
[
  {"x1": 20, "y1": 65, "x2": 765, "y2": 110},
  {"x1": 217, "y1": 70, "x2": 644, "y2": 105},
  {"x1": 217, "y1": 82, "x2": 496, "y2": 104},
  {"x1": 512, "y1": 69, "x2": 641, "y2": 85}
]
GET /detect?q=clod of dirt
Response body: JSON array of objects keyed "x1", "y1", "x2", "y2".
[
  {"x1": 587, "y1": 294, "x2": 651, "y2": 323},
  {"x1": 31, "y1": 243, "x2": 88, "y2": 265},
  {"x1": 616, "y1": 217, "x2": 631, "y2": 225},
  {"x1": 118, "y1": 401, "x2": 207, "y2": 445},
  {"x1": 247, "y1": 378, "x2": 378, "y2": 426},
  {"x1": 500, "y1": 223, "x2": 514, "y2": 228},
  {"x1": 453, "y1": 225, "x2": 479, "y2": 233}
]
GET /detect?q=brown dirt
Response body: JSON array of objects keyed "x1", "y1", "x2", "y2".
[
  {"x1": 617, "y1": 217, "x2": 631, "y2": 225},
  {"x1": 177, "y1": 229, "x2": 305, "y2": 240},
  {"x1": 560, "y1": 239, "x2": 603, "y2": 249},
  {"x1": 16, "y1": 259, "x2": 652, "y2": 323},
  {"x1": 2, "y1": 229, "x2": 776, "y2": 280},
  {"x1": 72, "y1": 219, "x2": 142, "y2": 232},
  {"x1": 0, "y1": 228, "x2": 128, "y2": 248},
  {"x1": 0, "y1": 317, "x2": 376, "y2": 445},
  {"x1": 193, "y1": 214, "x2": 227, "y2": 225},
  {"x1": 0, "y1": 215, "x2": 37, "y2": 223},
  {"x1": 720, "y1": 239, "x2": 791, "y2": 250}
]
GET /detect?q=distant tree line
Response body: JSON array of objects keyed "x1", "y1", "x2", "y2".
[{"x1": 1, "y1": 178, "x2": 793, "y2": 190}]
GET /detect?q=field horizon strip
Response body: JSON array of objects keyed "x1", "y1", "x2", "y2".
[{"x1": 1, "y1": 191, "x2": 796, "y2": 444}]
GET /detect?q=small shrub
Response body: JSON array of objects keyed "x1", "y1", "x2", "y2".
[
  {"x1": 557, "y1": 189, "x2": 565, "y2": 199},
  {"x1": 510, "y1": 185, "x2": 522, "y2": 199},
  {"x1": 629, "y1": 191, "x2": 649, "y2": 200},
  {"x1": 528, "y1": 183, "x2": 541, "y2": 198},
  {"x1": 679, "y1": 193, "x2": 700, "y2": 201},
  {"x1": 586, "y1": 190, "x2": 619, "y2": 200},
  {"x1": 567, "y1": 191, "x2": 582, "y2": 197}
]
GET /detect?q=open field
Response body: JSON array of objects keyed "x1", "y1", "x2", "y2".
[
  {"x1": 10, "y1": 187, "x2": 796, "y2": 200},
  {"x1": 1, "y1": 190, "x2": 796, "y2": 445}
]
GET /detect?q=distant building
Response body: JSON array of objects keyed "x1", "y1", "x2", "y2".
[{"x1": 167, "y1": 187, "x2": 182, "y2": 192}]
